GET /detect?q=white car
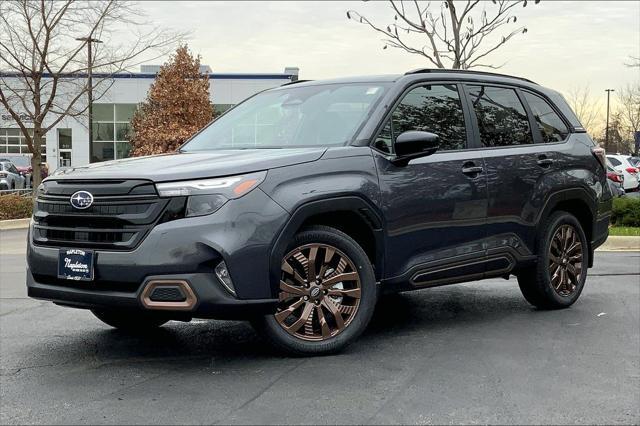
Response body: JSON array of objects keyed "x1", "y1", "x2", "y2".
[
  {"x1": 0, "y1": 161, "x2": 27, "y2": 190},
  {"x1": 606, "y1": 154, "x2": 640, "y2": 192}
]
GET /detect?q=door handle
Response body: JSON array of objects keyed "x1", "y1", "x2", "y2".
[
  {"x1": 537, "y1": 158, "x2": 554, "y2": 167},
  {"x1": 462, "y1": 165, "x2": 484, "y2": 176}
]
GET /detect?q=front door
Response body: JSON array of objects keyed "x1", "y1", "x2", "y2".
[
  {"x1": 374, "y1": 83, "x2": 489, "y2": 287},
  {"x1": 57, "y1": 129, "x2": 72, "y2": 168}
]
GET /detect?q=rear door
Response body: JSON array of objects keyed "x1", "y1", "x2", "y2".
[
  {"x1": 465, "y1": 84, "x2": 569, "y2": 269},
  {"x1": 373, "y1": 82, "x2": 489, "y2": 287}
]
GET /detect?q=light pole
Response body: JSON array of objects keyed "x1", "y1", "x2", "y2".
[
  {"x1": 605, "y1": 88, "x2": 615, "y2": 152},
  {"x1": 76, "y1": 36, "x2": 102, "y2": 163}
]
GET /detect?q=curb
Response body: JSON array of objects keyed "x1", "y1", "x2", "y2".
[
  {"x1": 596, "y1": 235, "x2": 640, "y2": 251},
  {"x1": 0, "y1": 218, "x2": 30, "y2": 230}
]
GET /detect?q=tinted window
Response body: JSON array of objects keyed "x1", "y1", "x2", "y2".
[
  {"x1": 608, "y1": 157, "x2": 622, "y2": 167},
  {"x1": 468, "y1": 85, "x2": 533, "y2": 147},
  {"x1": 374, "y1": 84, "x2": 467, "y2": 153},
  {"x1": 522, "y1": 92, "x2": 568, "y2": 143}
]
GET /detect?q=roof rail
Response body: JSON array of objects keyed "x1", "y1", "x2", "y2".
[
  {"x1": 280, "y1": 79, "x2": 313, "y2": 87},
  {"x1": 404, "y1": 68, "x2": 537, "y2": 84}
]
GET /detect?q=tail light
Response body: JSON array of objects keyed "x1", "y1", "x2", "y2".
[
  {"x1": 625, "y1": 167, "x2": 638, "y2": 175},
  {"x1": 607, "y1": 172, "x2": 622, "y2": 183},
  {"x1": 591, "y1": 146, "x2": 607, "y2": 168}
]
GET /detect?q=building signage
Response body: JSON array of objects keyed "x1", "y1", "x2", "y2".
[{"x1": 1, "y1": 111, "x2": 33, "y2": 123}]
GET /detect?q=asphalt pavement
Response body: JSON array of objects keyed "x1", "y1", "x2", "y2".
[{"x1": 1, "y1": 228, "x2": 639, "y2": 425}]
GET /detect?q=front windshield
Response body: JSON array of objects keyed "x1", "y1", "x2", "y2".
[{"x1": 182, "y1": 83, "x2": 388, "y2": 151}]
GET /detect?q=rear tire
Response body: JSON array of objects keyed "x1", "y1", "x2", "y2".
[
  {"x1": 517, "y1": 211, "x2": 588, "y2": 309},
  {"x1": 252, "y1": 225, "x2": 377, "y2": 356},
  {"x1": 91, "y1": 309, "x2": 169, "y2": 331}
]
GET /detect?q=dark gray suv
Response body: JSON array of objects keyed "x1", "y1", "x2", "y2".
[{"x1": 27, "y1": 69, "x2": 612, "y2": 355}]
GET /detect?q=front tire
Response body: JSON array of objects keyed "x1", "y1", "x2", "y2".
[
  {"x1": 252, "y1": 225, "x2": 377, "y2": 355},
  {"x1": 517, "y1": 211, "x2": 588, "y2": 309},
  {"x1": 91, "y1": 309, "x2": 169, "y2": 331}
]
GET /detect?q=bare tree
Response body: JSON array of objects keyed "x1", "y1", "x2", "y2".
[
  {"x1": 0, "y1": 0, "x2": 183, "y2": 186},
  {"x1": 625, "y1": 56, "x2": 640, "y2": 68},
  {"x1": 565, "y1": 85, "x2": 602, "y2": 137},
  {"x1": 616, "y1": 83, "x2": 640, "y2": 154},
  {"x1": 347, "y1": 0, "x2": 539, "y2": 70}
]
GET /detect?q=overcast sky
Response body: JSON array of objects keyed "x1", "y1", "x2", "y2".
[{"x1": 142, "y1": 1, "x2": 639, "y2": 101}]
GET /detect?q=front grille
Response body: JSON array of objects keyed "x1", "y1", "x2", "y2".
[{"x1": 32, "y1": 179, "x2": 175, "y2": 251}]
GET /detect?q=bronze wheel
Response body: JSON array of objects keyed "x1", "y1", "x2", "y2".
[
  {"x1": 276, "y1": 243, "x2": 361, "y2": 341},
  {"x1": 548, "y1": 224, "x2": 583, "y2": 297}
]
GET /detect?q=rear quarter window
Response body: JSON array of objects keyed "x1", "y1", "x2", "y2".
[
  {"x1": 608, "y1": 157, "x2": 622, "y2": 167},
  {"x1": 522, "y1": 92, "x2": 569, "y2": 143}
]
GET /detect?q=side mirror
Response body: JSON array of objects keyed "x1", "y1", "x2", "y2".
[{"x1": 392, "y1": 131, "x2": 439, "y2": 166}]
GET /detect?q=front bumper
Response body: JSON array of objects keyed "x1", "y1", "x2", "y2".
[
  {"x1": 26, "y1": 188, "x2": 288, "y2": 319},
  {"x1": 26, "y1": 269, "x2": 277, "y2": 320}
]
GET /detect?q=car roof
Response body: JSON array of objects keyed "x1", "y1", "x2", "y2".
[
  {"x1": 274, "y1": 74, "x2": 400, "y2": 89},
  {"x1": 277, "y1": 69, "x2": 538, "y2": 89}
]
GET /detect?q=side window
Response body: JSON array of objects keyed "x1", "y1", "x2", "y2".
[
  {"x1": 522, "y1": 92, "x2": 569, "y2": 143},
  {"x1": 468, "y1": 85, "x2": 534, "y2": 147},
  {"x1": 608, "y1": 157, "x2": 621, "y2": 167},
  {"x1": 374, "y1": 84, "x2": 467, "y2": 154}
]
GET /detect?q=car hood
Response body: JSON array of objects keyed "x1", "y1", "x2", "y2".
[{"x1": 47, "y1": 148, "x2": 327, "y2": 182}]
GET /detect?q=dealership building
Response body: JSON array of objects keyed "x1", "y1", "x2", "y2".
[{"x1": 0, "y1": 65, "x2": 299, "y2": 172}]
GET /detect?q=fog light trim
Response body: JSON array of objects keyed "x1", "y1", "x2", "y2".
[
  {"x1": 140, "y1": 280, "x2": 197, "y2": 311},
  {"x1": 215, "y1": 261, "x2": 236, "y2": 296}
]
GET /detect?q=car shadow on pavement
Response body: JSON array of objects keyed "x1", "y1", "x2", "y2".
[{"x1": 16, "y1": 282, "x2": 545, "y2": 368}]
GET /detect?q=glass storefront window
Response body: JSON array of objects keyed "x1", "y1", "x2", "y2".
[
  {"x1": 93, "y1": 141, "x2": 115, "y2": 162},
  {"x1": 0, "y1": 128, "x2": 46, "y2": 161},
  {"x1": 115, "y1": 104, "x2": 137, "y2": 121},
  {"x1": 93, "y1": 104, "x2": 114, "y2": 121},
  {"x1": 92, "y1": 103, "x2": 137, "y2": 162},
  {"x1": 116, "y1": 142, "x2": 131, "y2": 159},
  {"x1": 115, "y1": 123, "x2": 131, "y2": 141},
  {"x1": 93, "y1": 123, "x2": 115, "y2": 141}
]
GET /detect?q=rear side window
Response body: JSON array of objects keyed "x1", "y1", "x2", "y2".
[
  {"x1": 374, "y1": 84, "x2": 467, "y2": 153},
  {"x1": 522, "y1": 92, "x2": 569, "y2": 143},
  {"x1": 467, "y1": 85, "x2": 533, "y2": 147},
  {"x1": 608, "y1": 157, "x2": 622, "y2": 167}
]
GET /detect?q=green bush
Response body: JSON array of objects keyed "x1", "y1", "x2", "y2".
[
  {"x1": 611, "y1": 196, "x2": 640, "y2": 228},
  {"x1": 0, "y1": 194, "x2": 33, "y2": 220}
]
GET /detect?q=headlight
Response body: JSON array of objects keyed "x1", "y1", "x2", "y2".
[{"x1": 155, "y1": 171, "x2": 266, "y2": 217}]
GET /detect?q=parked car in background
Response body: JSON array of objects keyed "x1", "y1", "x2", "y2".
[
  {"x1": 26, "y1": 69, "x2": 612, "y2": 355},
  {"x1": 606, "y1": 160, "x2": 625, "y2": 197},
  {"x1": 0, "y1": 155, "x2": 48, "y2": 188},
  {"x1": 0, "y1": 161, "x2": 26, "y2": 190},
  {"x1": 606, "y1": 154, "x2": 639, "y2": 192},
  {"x1": 0, "y1": 155, "x2": 32, "y2": 187}
]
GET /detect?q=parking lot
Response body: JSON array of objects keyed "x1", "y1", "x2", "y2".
[{"x1": 1, "y1": 228, "x2": 639, "y2": 425}]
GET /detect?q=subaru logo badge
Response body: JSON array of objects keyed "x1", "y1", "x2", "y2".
[{"x1": 70, "y1": 191, "x2": 94, "y2": 210}]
